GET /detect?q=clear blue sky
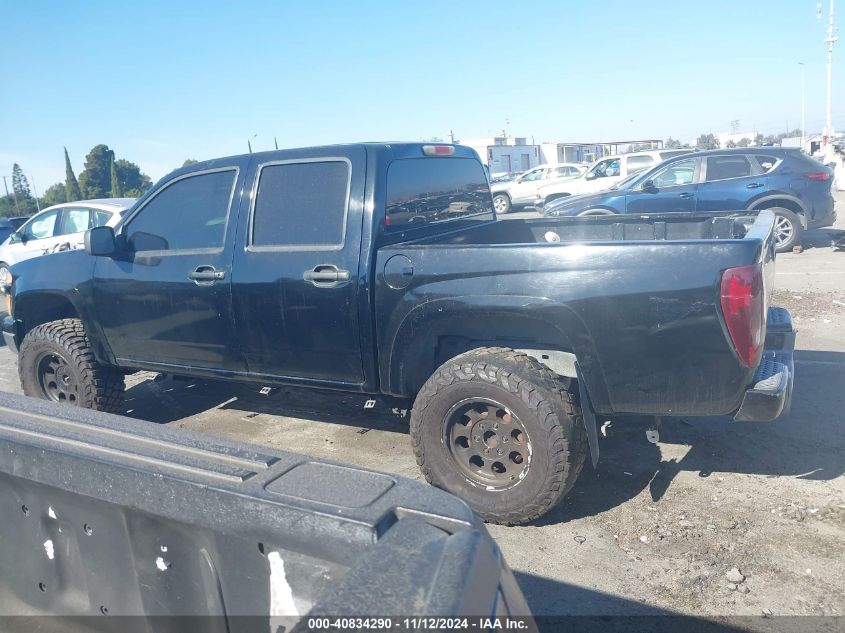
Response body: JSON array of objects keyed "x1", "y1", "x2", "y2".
[{"x1": 1, "y1": 0, "x2": 842, "y2": 192}]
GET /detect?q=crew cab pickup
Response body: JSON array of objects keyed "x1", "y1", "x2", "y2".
[{"x1": 0, "y1": 143, "x2": 795, "y2": 525}]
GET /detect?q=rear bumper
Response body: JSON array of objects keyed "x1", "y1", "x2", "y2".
[
  {"x1": 734, "y1": 307, "x2": 795, "y2": 422},
  {"x1": 808, "y1": 197, "x2": 836, "y2": 229},
  {"x1": 1, "y1": 311, "x2": 21, "y2": 354}
]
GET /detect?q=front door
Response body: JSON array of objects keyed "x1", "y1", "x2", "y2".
[
  {"x1": 625, "y1": 157, "x2": 699, "y2": 214},
  {"x1": 231, "y1": 149, "x2": 365, "y2": 386},
  {"x1": 93, "y1": 166, "x2": 246, "y2": 372}
]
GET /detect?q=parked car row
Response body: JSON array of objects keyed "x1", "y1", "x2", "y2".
[
  {"x1": 540, "y1": 147, "x2": 836, "y2": 253},
  {"x1": 491, "y1": 162, "x2": 586, "y2": 213}
]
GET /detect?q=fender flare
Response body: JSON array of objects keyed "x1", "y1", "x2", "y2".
[{"x1": 748, "y1": 194, "x2": 809, "y2": 229}]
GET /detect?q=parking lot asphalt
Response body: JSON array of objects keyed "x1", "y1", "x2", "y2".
[{"x1": 1, "y1": 200, "x2": 843, "y2": 619}]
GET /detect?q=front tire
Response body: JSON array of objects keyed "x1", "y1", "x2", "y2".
[
  {"x1": 0, "y1": 263, "x2": 10, "y2": 284},
  {"x1": 493, "y1": 194, "x2": 511, "y2": 214},
  {"x1": 768, "y1": 208, "x2": 803, "y2": 253},
  {"x1": 410, "y1": 347, "x2": 588, "y2": 525},
  {"x1": 19, "y1": 319, "x2": 125, "y2": 412}
]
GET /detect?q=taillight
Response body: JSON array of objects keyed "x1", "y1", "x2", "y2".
[
  {"x1": 720, "y1": 264, "x2": 765, "y2": 367},
  {"x1": 422, "y1": 145, "x2": 455, "y2": 156},
  {"x1": 806, "y1": 171, "x2": 831, "y2": 181}
]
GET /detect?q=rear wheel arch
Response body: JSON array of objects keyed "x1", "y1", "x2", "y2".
[
  {"x1": 578, "y1": 207, "x2": 618, "y2": 216},
  {"x1": 750, "y1": 196, "x2": 807, "y2": 228}
]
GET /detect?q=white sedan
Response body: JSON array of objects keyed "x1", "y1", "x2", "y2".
[{"x1": 0, "y1": 198, "x2": 136, "y2": 283}]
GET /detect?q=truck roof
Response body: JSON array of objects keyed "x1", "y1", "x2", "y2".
[{"x1": 176, "y1": 143, "x2": 481, "y2": 176}]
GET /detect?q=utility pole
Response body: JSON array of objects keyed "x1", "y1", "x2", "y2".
[
  {"x1": 449, "y1": 129, "x2": 455, "y2": 143},
  {"x1": 29, "y1": 174, "x2": 41, "y2": 212},
  {"x1": 824, "y1": 0, "x2": 838, "y2": 151},
  {"x1": 799, "y1": 62, "x2": 806, "y2": 151}
]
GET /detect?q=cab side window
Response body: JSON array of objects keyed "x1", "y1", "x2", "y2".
[{"x1": 126, "y1": 169, "x2": 236, "y2": 252}]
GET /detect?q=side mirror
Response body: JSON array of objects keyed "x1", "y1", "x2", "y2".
[
  {"x1": 85, "y1": 226, "x2": 116, "y2": 256},
  {"x1": 641, "y1": 179, "x2": 657, "y2": 191},
  {"x1": 515, "y1": 175, "x2": 524, "y2": 183},
  {"x1": 9, "y1": 232, "x2": 21, "y2": 244},
  {"x1": 584, "y1": 172, "x2": 597, "y2": 181}
]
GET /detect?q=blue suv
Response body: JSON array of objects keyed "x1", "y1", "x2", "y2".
[{"x1": 541, "y1": 148, "x2": 836, "y2": 252}]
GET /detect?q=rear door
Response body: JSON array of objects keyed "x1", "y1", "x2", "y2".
[
  {"x1": 696, "y1": 154, "x2": 765, "y2": 211},
  {"x1": 625, "y1": 157, "x2": 699, "y2": 214},
  {"x1": 230, "y1": 148, "x2": 366, "y2": 385}
]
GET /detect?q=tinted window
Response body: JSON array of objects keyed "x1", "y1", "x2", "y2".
[
  {"x1": 58, "y1": 208, "x2": 91, "y2": 235},
  {"x1": 651, "y1": 158, "x2": 696, "y2": 187},
  {"x1": 706, "y1": 156, "x2": 751, "y2": 181},
  {"x1": 386, "y1": 158, "x2": 492, "y2": 228},
  {"x1": 126, "y1": 169, "x2": 235, "y2": 252},
  {"x1": 521, "y1": 169, "x2": 543, "y2": 182},
  {"x1": 626, "y1": 155, "x2": 655, "y2": 173},
  {"x1": 553, "y1": 166, "x2": 573, "y2": 177},
  {"x1": 23, "y1": 210, "x2": 59, "y2": 240},
  {"x1": 251, "y1": 161, "x2": 349, "y2": 247},
  {"x1": 755, "y1": 155, "x2": 779, "y2": 173}
]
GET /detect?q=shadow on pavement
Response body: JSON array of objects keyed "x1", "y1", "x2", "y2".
[
  {"x1": 120, "y1": 350, "x2": 845, "y2": 525},
  {"x1": 801, "y1": 227, "x2": 845, "y2": 250},
  {"x1": 515, "y1": 571, "x2": 820, "y2": 631},
  {"x1": 121, "y1": 374, "x2": 411, "y2": 434}
]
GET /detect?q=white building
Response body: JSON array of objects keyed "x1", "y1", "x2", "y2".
[{"x1": 461, "y1": 136, "x2": 540, "y2": 175}]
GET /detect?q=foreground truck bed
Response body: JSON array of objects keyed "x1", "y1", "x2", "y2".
[{"x1": 0, "y1": 392, "x2": 533, "y2": 631}]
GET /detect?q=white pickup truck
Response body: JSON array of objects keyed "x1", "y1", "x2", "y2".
[{"x1": 535, "y1": 149, "x2": 691, "y2": 209}]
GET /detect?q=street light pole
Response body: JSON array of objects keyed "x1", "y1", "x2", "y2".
[
  {"x1": 824, "y1": 0, "x2": 838, "y2": 151},
  {"x1": 799, "y1": 62, "x2": 806, "y2": 151}
]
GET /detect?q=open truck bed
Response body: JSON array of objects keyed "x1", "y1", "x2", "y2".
[{"x1": 0, "y1": 392, "x2": 534, "y2": 631}]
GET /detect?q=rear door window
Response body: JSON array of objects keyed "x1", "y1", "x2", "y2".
[
  {"x1": 386, "y1": 158, "x2": 492, "y2": 228},
  {"x1": 754, "y1": 155, "x2": 780, "y2": 173},
  {"x1": 705, "y1": 156, "x2": 752, "y2": 181},
  {"x1": 57, "y1": 208, "x2": 92, "y2": 235},
  {"x1": 251, "y1": 160, "x2": 350, "y2": 248}
]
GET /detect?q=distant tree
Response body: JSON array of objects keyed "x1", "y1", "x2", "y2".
[
  {"x1": 41, "y1": 182, "x2": 67, "y2": 207},
  {"x1": 0, "y1": 195, "x2": 20, "y2": 218},
  {"x1": 763, "y1": 134, "x2": 779, "y2": 146},
  {"x1": 665, "y1": 137, "x2": 683, "y2": 149},
  {"x1": 695, "y1": 133, "x2": 720, "y2": 150},
  {"x1": 109, "y1": 158, "x2": 123, "y2": 197},
  {"x1": 736, "y1": 137, "x2": 751, "y2": 148},
  {"x1": 114, "y1": 159, "x2": 152, "y2": 197},
  {"x1": 181, "y1": 159, "x2": 198, "y2": 168},
  {"x1": 64, "y1": 147, "x2": 82, "y2": 202},
  {"x1": 754, "y1": 133, "x2": 764, "y2": 146},
  {"x1": 78, "y1": 144, "x2": 115, "y2": 199},
  {"x1": 12, "y1": 164, "x2": 32, "y2": 200},
  {"x1": 726, "y1": 139, "x2": 737, "y2": 148}
]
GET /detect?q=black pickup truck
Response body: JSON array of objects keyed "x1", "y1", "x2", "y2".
[{"x1": 0, "y1": 143, "x2": 795, "y2": 525}]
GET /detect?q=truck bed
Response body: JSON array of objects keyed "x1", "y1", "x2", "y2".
[
  {"x1": 0, "y1": 392, "x2": 532, "y2": 629},
  {"x1": 429, "y1": 211, "x2": 762, "y2": 245},
  {"x1": 375, "y1": 211, "x2": 777, "y2": 417}
]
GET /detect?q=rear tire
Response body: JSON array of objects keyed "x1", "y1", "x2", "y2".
[
  {"x1": 19, "y1": 319, "x2": 125, "y2": 413},
  {"x1": 0, "y1": 263, "x2": 10, "y2": 284},
  {"x1": 410, "y1": 347, "x2": 588, "y2": 525},
  {"x1": 768, "y1": 208, "x2": 803, "y2": 253},
  {"x1": 493, "y1": 194, "x2": 511, "y2": 214}
]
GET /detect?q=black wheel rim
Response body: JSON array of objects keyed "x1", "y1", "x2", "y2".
[
  {"x1": 442, "y1": 398, "x2": 531, "y2": 490},
  {"x1": 35, "y1": 352, "x2": 79, "y2": 405}
]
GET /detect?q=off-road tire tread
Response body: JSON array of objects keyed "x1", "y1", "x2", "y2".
[
  {"x1": 410, "y1": 347, "x2": 588, "y2": 525},
  {"x1": 19, "y1": 318, "x2": 125, "y2": 413}
]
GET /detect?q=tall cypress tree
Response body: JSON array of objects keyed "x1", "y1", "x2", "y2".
[
  {"x1": 64, "y1": 147, "x2": 82, "y2": 202},
  {"x1": 109, "y1": 157, "x2": 123, "y2": 197},
  {"x1": 11, "y1": 164, "x2": 32, "y2": 200}
]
